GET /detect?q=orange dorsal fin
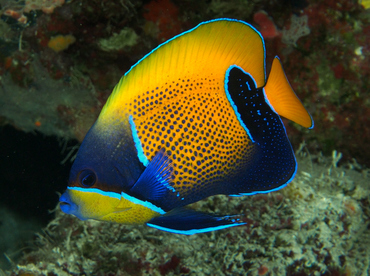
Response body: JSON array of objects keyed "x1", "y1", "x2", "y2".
[
  {"x1": 264, "y1": 57, "x2": 313, "y2": 129},
  {"x1": 100, "y1": 19, "x2": 266, "y2": 117}
]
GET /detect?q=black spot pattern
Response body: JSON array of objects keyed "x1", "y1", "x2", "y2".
[
  {"x1": 124, "y1": 67, "x2": 296, "y2": 209},
  {"x1": 126, "y1": 75, "x2": 255, "y2": 208}
]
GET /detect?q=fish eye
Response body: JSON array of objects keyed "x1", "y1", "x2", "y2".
[{"x1": 79, "y1": 170, "x2": 96, "y2": 187}]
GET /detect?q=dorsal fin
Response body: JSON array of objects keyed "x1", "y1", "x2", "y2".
[
  {"x1": 100, "y1": 19, "x2": 266, "y2": 117},
  {"x1": 264, "y1": 57, "x2": 313, "y2": 129}
]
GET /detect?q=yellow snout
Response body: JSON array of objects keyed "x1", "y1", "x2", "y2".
[{"x1": 60, "y1": 188, "x2": 160, "y2": 224}]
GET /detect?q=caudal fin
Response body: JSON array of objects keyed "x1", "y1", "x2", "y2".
[{"x1": 264, "y1": 57, "x2": 314, "y2": 129}]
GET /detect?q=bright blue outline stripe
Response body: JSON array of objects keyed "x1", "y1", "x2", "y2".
[
  {"x1": 229, "y1": 183, "x2": 288, "y2": 197},
  {"x1": 229, "y1": 163, "x2": 297, "y2": 196},
  {"x1": 129, "y1": 115, "x2": 149, "y2": 167},
  {"x1": 121, "y1": 18, "x2": 266, "y2": 82},
  {"x1": 120, "y1": 191, "x2": 165, "y2": 215},
  {"x1": 67, "y1": 187, "x2": 165, "y2": 215},
  {"x1": 67, "y1": 186, "x2": 122, "y2": 199},
  {"x1": 224, "y1": 65, "x2": 257, "y2": 143},
  {"x1": 146, "y1": 222, "x2": 246, "y2": 235},
  {"x1": 262, "y1": 85, "x2": 298, "y2": 186}
]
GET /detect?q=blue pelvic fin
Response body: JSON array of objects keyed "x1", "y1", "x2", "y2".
[
  {"x1": 146, "y1": 208, "x2": 246, "y2": 235},
  {"x1": 130, "y1": 148, "x2": 174, "y2": 201}
]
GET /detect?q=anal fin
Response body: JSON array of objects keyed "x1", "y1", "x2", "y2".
[{"x1": 146, "y1": 208, "x2": 246, "y2": 235}]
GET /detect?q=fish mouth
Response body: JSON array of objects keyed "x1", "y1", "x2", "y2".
[
  {"x1": 59, "y1": 191, "x2": 88, "y2": 220},
  {"x1": 59, "y1": 201, "x2": 70, "y2": 208},
  {"x1": 59, "y1": 192, "x2": 76, "y2": 214}
]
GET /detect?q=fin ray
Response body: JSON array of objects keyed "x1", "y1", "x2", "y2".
[{"x1": 130, "y1": 148, "x2": 174, "y2": 201}]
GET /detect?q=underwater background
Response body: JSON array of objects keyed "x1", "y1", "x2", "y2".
[{"x1": 0, "y1": 0, "x2": 369, "y2": 275}]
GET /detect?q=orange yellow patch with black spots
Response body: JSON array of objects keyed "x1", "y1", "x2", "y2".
[{"x1": 129, "y1": 77, "x2": 256, "y2": 197}]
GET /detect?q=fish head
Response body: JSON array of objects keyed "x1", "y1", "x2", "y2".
[
  {"x1": 59, "y1": 120, "x2": 157, "y2": 224},
  {"x1": 59, "y1": 168, "x2": 122, "y2": 222}
]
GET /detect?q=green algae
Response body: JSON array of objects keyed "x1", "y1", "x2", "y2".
[{"x1": 98, "y1": 28, "x2": 139, "y2": 52}]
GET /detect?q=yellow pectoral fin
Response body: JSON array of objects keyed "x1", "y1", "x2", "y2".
[{"x1": 264, "y1": 57, "x2": 314, "y2": 129}]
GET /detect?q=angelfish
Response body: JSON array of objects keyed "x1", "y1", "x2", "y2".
[{"x1": 59, "y1": 18, "x2": 313, "y2": 235}]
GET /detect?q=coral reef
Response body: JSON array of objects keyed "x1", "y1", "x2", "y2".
[
  {"x1": 23, "y1": 0, "x2": 65, "y2": 14},
  {"x1": 0, "y1": 0, "x2": 368, "y2": 164},
  {"x1": 1, "y1": 0, "x2": 65, "y2": 24},
  {"x1": 253, "y1": 10, "x2": 281, "y2": 39},
  {"x1": 47, "y1": 34, "x2": 76, "y2": 52},
  {"x1": 2, "y1": 151, "x2": 370, "y2": 276},
  {"x1": 281, "y1": 14, "x2": 310, "y2": 46},
  {"x1": 98, "y1": 28, "x2": 139, "y2": 52},
  {"x1": 282, "y1": 1, "x2": 369, "y2": 167},
  {"x1": 143, "y1": 0, "x2": 182, "y2": 42},
  {"x1": 0, "y1": 57, "x2": 99, "y2": 140},
  {"x1": 0, "y1": 207, "x2": 41, "y2": 270}
]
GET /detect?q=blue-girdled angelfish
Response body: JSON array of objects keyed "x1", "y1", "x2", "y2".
[{"x1": 59, "y1": 18, "x2": 313, "y2": 235}]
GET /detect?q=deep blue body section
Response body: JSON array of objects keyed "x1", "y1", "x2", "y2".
[
  {"x1": 69, "y1": 121, "x2": 145, "y2": 194},
  {"x1": 224, "y1": 66, "x2": 296, "y2": 195}
]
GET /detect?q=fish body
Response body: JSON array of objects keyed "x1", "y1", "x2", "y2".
[{"x1": 60, "y1": 18, "x2": 313, "y2": 235}]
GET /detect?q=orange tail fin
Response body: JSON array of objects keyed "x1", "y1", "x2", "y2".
[{"x1": 264, "y1": 57, "x2": 313, "y2": 129}]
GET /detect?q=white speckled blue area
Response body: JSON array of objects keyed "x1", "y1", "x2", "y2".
[
  {"x1": 224, "y1": 66, "x2": 297, "y2": 194},
  {"x1": 225, "y1": 65, "x2": 257, "y2": 143}
]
